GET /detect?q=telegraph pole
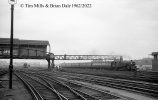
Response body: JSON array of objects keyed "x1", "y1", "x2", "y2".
[{"x1": 8, "y1": 0, "x2": 16, "y2": 89}]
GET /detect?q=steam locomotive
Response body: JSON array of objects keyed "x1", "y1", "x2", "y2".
[{"x1": 111, "y1": 60, "x2": 137, "y2": 71}]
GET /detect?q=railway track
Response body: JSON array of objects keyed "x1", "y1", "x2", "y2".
[
  {"x1": 55, "y1": 77, "x2": 127, "y2": 100},
  {"x1": 61, "y1": 67, "x2": 158, "y2": 83},
  {"x1": 45, "y1": 71, "x2": 158, "y2": 98},
  {"x1": 16, "y1": 70, "x2": 124, "y2": 100},
  {"x1": 32, "y1": 74, "x2": 88, "y2": 100},
  {"x1": 0, "y1": 69, "x2": 8, "y2": 76},
  {"x1": 15, "y1": 72, "x2": 63, "y2": 100},
  {"x1": 37, "y1": 74, "x2": 123, "y2": 100}
]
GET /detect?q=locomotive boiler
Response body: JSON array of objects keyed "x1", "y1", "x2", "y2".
[{"x1": 111, "y1": 60, "x2": 137, "y2": 71}]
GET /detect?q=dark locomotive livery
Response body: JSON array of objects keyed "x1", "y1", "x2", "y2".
[{"x1": 111, "y1": 60, "x2": 137, "y2": 71}]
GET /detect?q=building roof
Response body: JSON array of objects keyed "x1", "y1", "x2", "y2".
[
  {"x1": 0, "y1": 38, "x2": 19, "y2": 44},
  {"x1": 152, "y1": 52, "x2": 158, "y2": 55},
  {"x1": 0, "y1": 38, "x2": 49, "y2": 46},
  {"x1": 20, "y1": 40, "x2": 49, "y2": 46}
]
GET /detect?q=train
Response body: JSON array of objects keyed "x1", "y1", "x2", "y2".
[{"x1": 61, "y1": 60, "x2": 137, "y2": 71}]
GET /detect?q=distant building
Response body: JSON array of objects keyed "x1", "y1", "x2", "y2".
[{"x1": 151, "y1": 52, "x2": 158, "y2": 71}]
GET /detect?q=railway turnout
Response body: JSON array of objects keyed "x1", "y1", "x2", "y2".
[
  {"x1": 51, "y1": 71, "x2": 158, "y2": 98},
  {"x1": 0, "y1": 68, "x2": 158, "y2": 100},
  {"x1": 14, "y1": 70, "x2": 124, "y2": 100}
]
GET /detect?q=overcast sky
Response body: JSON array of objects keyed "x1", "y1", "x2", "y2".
[{"x1": 0, "y1": 0, "x2": 158, "y2": 59}]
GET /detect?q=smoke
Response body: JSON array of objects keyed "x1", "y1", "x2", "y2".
[{"x1": 88, "y1": 49, "x2": 102, "y2": 55}]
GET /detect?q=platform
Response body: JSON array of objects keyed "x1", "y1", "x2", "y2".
[{"x1": 0, "y1": 73, "x2": 32, "y2": 100}]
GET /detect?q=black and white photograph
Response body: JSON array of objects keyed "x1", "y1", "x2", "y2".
[{"x1": 0, "y1": 0, "x2": 158, "y2": 100}]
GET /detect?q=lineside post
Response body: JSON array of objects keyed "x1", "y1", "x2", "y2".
[
  {"x1": 8, "y1": 0, "x2": 17, "y2": 89},
  {"x1": 9, "y1": 4, "x2": 14, "y2": 89}
]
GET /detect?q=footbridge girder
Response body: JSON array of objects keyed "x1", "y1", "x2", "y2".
[{"x1": 50, "y1": 54, "x2": 122, "y2": 61}]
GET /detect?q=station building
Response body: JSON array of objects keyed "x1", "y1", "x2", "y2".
[{"x1": 0, "y1": 38, "x2": 50, "y2": 59}]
